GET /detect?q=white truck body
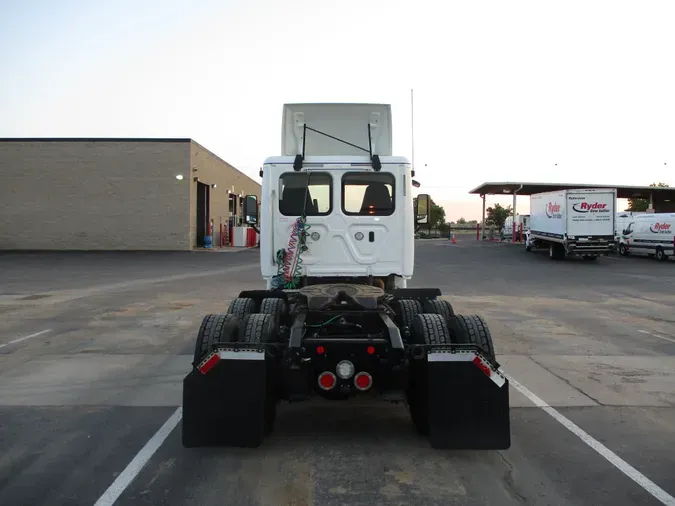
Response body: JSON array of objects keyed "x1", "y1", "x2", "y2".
[
  {"x1": 502, "y1": 214, "x2": 530, "y2": 237},
  {"x1": 527, "y1": 188, "x2": 617, "y2": 258},
  {"x1": 618, "y1": 213, "x2": 675, "y2": 261},
  {"x1": 615, "y1": 211, "x2": 645, "y2": 242},
  {"x1": 260, "y1": 103, "x2": 414, "y2": 288}
]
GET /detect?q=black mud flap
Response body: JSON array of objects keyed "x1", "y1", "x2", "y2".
[
  {"x1": 427, "y1": 351, "x2": 510, "y2": 449},
  {"x1": 182, "y1": 349, "x2": 269, "y2": 448}
]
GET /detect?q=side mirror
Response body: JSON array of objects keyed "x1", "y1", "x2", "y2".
[
  {"x1": 415, "y1": 193, "x2": 430, "y2": 224},
  {"x1": 243, "y1": 195, "x2": 258, "y2": 225}
]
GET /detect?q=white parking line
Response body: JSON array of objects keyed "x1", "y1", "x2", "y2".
[
  {"x1": 506, "y1": 373, "x2": 675, "y2": 506},
  {"x1": 0, "y1": 329, "x2": 52, "y2": 349},
  {"x1": 93, "y1": 407, "x2": 182, "y2": 506},
  {"x1": 638, "y1": 329, "x2": 675, "y2": 344}
]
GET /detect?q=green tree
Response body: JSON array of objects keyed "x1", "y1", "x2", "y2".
[
  {"x1": 627, "y1": 182, "x2": 670, "y2": 211},
  {"x1": 430, "y1": 200, "x2": 446, "y2": 229},
  {"x1": 457, "y1": 217, "x2": 467, "y2": 225},
  {"x1": 486, "y1": 203, "x2": 512, "y2": 230}
]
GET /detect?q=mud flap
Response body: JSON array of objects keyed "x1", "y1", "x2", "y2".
[
  {"x1": 427, "y1": 351, "x2": 510, "y2": 449},
  {"x1": 182, "y1": 350, "x2": 269, "y2": 448}
]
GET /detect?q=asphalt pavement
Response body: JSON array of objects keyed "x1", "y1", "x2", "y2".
[{"x1": 0, "y1": 239, "x2": 674, "y2": 506}]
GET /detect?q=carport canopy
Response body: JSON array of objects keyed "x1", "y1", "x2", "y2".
[{"x1": 468, "y1": 181, "x2": 675, "y2": 239}]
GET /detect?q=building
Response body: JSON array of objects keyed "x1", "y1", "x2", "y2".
[{"x1": 0, "y1": 138, "x2": 261, "y2": 250}]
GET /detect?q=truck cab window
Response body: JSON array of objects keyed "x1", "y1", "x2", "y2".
[
  {"x1": 279, "y1": 172, "x2": 332, "y2": 216},
  {"x1": 342, "y1": 172, "x2": 395, "y2": 216}
]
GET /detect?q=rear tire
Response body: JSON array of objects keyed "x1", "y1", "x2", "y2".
[
  {"x1": 619, "y1": 244, "x2": 629, "y2": 256},
  {"x1": 227, "y1": 297, "x2": 256, "y2": 319},
  {"x1": 656, "y1": 248, "x2": 668, "y2": 262},
  {"x1": 393, "y1": 299, "x2": 422, "y2": 330},
  {"x1": 454, "y1": 314, "x2": 496, "y2": 362},
  {"x1": 422, "y1": 299, "x2": 455, "y2": 321},
  {"x1": 407, "y1": 313, "x2": 451, "y2": 435},
  {"x1": 240, "y1": 313, "x2": 278, "y2": 434},
  {"x1": 193, "y1": 313, "x2": 238, "y2": 365},
  {"x1": 240, "y1": 313, "x2": 277, "y2": 344},
  {"x1": 259, "y1": 297, "x2": 288, "y2": 327}
]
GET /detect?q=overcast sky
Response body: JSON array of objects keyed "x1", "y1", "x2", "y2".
[{"x1": 1, "y1": 0, "x2": 673, "y2": 220}]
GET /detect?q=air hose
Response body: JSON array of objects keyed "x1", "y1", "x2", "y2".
[{"x1": 272, "y1": 216, "x2": 310, "y2": 289}]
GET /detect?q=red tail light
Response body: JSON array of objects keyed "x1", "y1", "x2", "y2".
[
  {"x1": 366, "y1": 346, "x2": 375, "y2": 355},
  {"x1": 354, "y1": 372, "x2": 372, "y2": 391},
  {"x1": 318, "y1": 371, "x2": 336, "y2": 390}
]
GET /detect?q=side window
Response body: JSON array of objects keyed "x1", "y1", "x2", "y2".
[
  {"x1": 342, "y1": 172, "x2": 395, "y2": 216},
  {"x1": 279, "y1": 172, "x2": 332, "y2": 216}
]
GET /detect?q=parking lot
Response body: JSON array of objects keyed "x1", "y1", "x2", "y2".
[{"x1": 1, "y1": 237, "x2": 674, "y2": 506}]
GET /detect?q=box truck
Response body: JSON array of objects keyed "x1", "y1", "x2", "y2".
[
  {"x1": 618, "y1": 213, "x2": 675, "y2": 261},
  {"x1": 525, "y1": 188, "x2": 617, "y2": 260}
]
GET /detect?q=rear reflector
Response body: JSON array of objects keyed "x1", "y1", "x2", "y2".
[
  {"x1": 472, "y1": 355, "x2": 491, "y2": 377},
  {"x1": 354, "y1": 372, "x2": 372, "y2": 391},
  {"x1": 366, "y1": 346, "x2": 375, "y2": 355},
  {"x1": 318, "y1": 371, "x2": 336, "y2": 390},
  {"x1": 197, "y1": 352, "x2": 220, "y2": 375},
  {"x1": 428, "y1": 351, "x2": 506, "y2": 387},
  {"x1": 316, "y1": 345, "x2": 325, "y2": 355}
]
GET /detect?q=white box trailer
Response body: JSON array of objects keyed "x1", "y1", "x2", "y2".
[
  {"x1": 525, "y1": 188, "x2": 617, "y2": 260},
  {"x1": 618, "y1": 213, "x2": 675, "y2": 261}
]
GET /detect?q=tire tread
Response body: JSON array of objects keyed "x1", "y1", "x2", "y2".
[
  {"x1": 455, "y1": 314, "x2": 496, "y2": 361},
  {"x1": 194, "y1": 313, "x2": 237, "y2": 364}
]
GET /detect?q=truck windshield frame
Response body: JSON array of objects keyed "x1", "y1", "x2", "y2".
[{"x1": 341, "y1": 172, "x2": 396, "y2": 216}]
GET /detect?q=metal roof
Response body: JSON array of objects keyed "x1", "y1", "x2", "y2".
[{"x1": 468, "y1": 182, "x2": 675, "y2": 200}]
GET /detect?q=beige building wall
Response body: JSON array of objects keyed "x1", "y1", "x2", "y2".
[
  {"x1": 189, "y1": 141, "x2": 261, "y2": 248},
  {"x1": 0, "y1": 139, "x2": 191, "y2": 250}
]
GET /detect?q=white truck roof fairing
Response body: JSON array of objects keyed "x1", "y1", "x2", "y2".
[
  {"x1": 264, "y1": 155, "x2": 410, "y2": 167},
  {"x1": 281, "y1": 103, "x2": 393, "y2": 157}
]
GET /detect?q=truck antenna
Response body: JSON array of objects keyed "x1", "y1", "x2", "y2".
[{"x1": 411, "y1": 89, "x2": 416, "y2": 176}]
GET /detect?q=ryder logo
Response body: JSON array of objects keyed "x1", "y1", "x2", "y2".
[
  {"x1": 545, "y1": 202, "x2": 561, "y2": 219},
  {"x1": 650, "y1": 222, "x2": 672, "y2": 233},
  {"x1": 572, "y1": 202, "x2": 608, "y2": 213}
]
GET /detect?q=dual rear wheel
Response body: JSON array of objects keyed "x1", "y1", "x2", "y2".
[{"x1": 395, "y1": 298, "x2": 497, "y2": 435}]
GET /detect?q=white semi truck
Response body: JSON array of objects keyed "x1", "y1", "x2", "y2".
[
  {"x1": 181, "y1": 103, "x2": 511, "y2": 450},
  {"x1": 525, "y1": 188, "x2": 617, "y2": 260}
]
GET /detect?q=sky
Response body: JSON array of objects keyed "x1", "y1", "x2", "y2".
[{"x1": 1, "y1": 0, "x2": 674, "y2": 221}]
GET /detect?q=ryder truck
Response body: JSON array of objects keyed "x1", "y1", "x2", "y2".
[{"x1": 526, "y1": 188, "x2": 617, "y2": 260}]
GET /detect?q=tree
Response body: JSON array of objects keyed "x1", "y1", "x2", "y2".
[
  {"x1": 485, "y1": 203, "x2": 512, "y2": 230},
  {"x1": 627, "y1": 182, "x2": 670, "y2": 212},
  {"x1": 429, "y1": 199, "x2": 446, "y2": 229},
  {"x1": 457, "y1": 217, "x2": 467, "y2": 225}
]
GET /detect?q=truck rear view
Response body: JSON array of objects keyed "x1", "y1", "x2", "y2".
[
  {"x1": 526, "y1": 188, "x2": 617, "y2": 260},
  {"x1": 180, "y1": 102, "x2": 511, "y2": 450}
]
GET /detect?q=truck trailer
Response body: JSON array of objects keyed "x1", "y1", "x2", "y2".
[
  {"x1": 181, "y1": 103, "x2": 511, "y2": 450},
  {"x1": 525, "y1": 188, "x2": 617, "y2": 260}
]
